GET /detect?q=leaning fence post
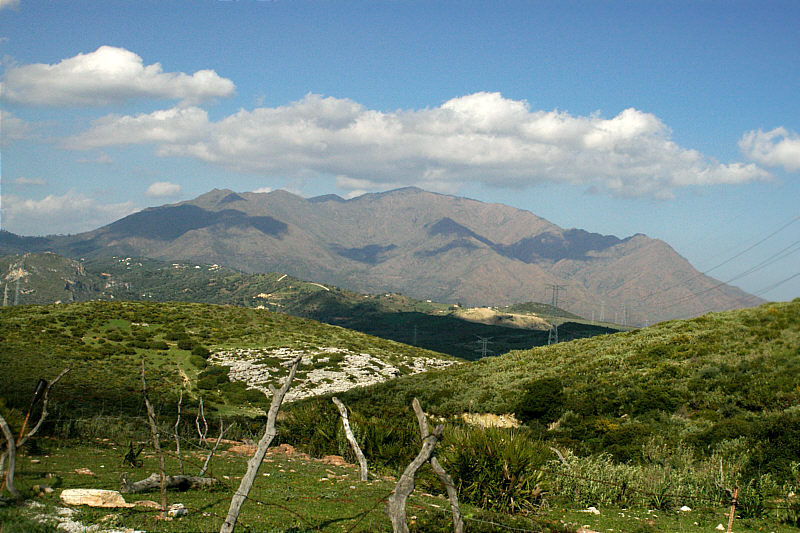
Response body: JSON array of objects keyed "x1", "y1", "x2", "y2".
[
  {"x1": 220, "y1": 355, "x2": 302, "y2": 533},
  {"x1": 332, "y1": 397, "x2": 369, "y2": 481},
  {"x1": 726, "y1": 486, "x2": 738, "y2": 533}
]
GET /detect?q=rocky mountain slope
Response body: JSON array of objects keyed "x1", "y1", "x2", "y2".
[{"x1": 1, "y1": 187, "x2": 762, "y2": 324}]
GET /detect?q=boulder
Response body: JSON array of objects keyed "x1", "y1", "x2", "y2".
[{"x1": 60, "y1": 488, "x2": 134, "y2": 508}]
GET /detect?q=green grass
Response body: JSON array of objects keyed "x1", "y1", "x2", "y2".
[{"x1": 4, "y1": 439, "x2": 797, "y2": 533}]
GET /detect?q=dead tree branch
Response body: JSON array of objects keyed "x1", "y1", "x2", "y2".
[
  {"x1": 142, "y1": 359, "x2": 167, "y2": 517},
  {"x1": 199, "y1": 419, "x2": 231, "y2": 477},
  {"x1": 386, "y1": 398, "x2": 446, "y2": 533},
  {"x1": 0, "y1": 413, "x2": 20, "y2": 498},
  {"x1": 411, "y1": 398, "x2": 463, "y2": 533},
  {"x1": 2, "y1": 367, "x2": 70, "y2": 499},
  {"x1": 121, "y1": 472, "x2": 216, "y2": 493},
  {"x1": 220, "y1": 354, "x2": 303, "y2": 533},
  {"x1": 175, "y1": 388, "x2": 184, "y2": 475},
  {"x1": 196, "y1": 396, "x2": 208, "y2": 445},
  {"x1": 332, "y1": 396, "x2": 369, "y2": 481},
  {"x1": 18, "y1": 366, "x2": 71, "y2": 448}
]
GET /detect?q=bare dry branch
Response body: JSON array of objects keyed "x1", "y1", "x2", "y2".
[
  {"x1": 220, "y1": 354, "x2": 303, "y2": 533},
  {"x1": 142, "y1": 359, "x2": 167, "y2": 516},
  {"x1": 121, "y1": 472, "x2": 216, "y2": 493},
  {"x1": 199, "y1": 419, "x2": 231, "y2": 477},
  {"x1": 0, "y1": 413, "x2": 20, "y2": 498},
  {"x1": 18, "y1": 366, "x2": 71, "y2": 448},
  {"x1": 332, "y1": 397, "x2": 369, "y2": 481}
]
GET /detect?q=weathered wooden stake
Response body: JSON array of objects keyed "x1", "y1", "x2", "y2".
[
  {"x1": 0, "y1": 413, "x2": 20, "y2": 498},
  {"x1": 411, "y1": 398, "x2": 463, "y2": 533},
  {"x1": 387, "y1": 398, "x2": 462, "y2": 533},
  {"x1": 2, "y1": 366, "x2": 70, "y2": 499},
  {"x1": 727, "y1": 486, "x2": 738, "y2": 533},
  {"x1": 174, "y1": 389, "x2": 184, "y2": 475},
  {"x1": 220, "y1": 355, "x2": 302, "y2": 533},
  {"x1": 332, "y1": 397, "x2": 369, "y2": 481},
  {"x1": 141, "y1": 359, "x2": 167, "y2": 518}
]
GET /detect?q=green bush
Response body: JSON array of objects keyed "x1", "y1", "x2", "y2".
[
  {"x1": 192, "y1": 344, "x2": 211, "y2": 358},
  {"x1": 437, "y1": 425, "x2": 549, "y2": 514},
  {"x1": 177, "y1": 338, "x2": 194, "y2": 350},
  {"x1": 516, "y1": 377, "x2": 565, "y2": 424},
  {"x1": 197, "y1": 366, "x2": 230, "y2": 390}
]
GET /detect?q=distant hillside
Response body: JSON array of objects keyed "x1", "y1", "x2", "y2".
[
  {"x1": 1, "y1": 253, "x2": 617, "y2": 360},
  {"x1": 0, "y1": 301, "x2": 458, "y2": 418},
  {"x1": 0, "y1": 187, "x2": 763, "y2": 324}
]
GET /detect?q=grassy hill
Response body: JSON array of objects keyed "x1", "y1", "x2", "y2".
[
  {"x1": 0, "y1": 300, "x2": 457, "y2": 420},
  {"x1": 2, "y1": 253, "x2": 621, "y2": 360},
  {"x1": 296, "y1": 299, "x2": 800, "y2": 479}
]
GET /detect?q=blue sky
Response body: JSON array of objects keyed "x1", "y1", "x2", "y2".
[{"x1": 1, "y1": 0, "x2": 798, "y2": 305}]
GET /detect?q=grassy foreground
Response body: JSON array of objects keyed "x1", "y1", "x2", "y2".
[{"x1": 4, "y1": 439, "x2": 798, "y2": 533}]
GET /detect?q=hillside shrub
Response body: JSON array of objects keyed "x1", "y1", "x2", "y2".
[
  {"x1": 177, "y1": 338, "x2": 194, "y2": 350},
  {"x1": 197, "y1": 366, "x2": 230, "y2": 390},
  {"x1": 516, "y1": 377, "x2": 564, "y2": 424},
  {"x1": 436, "y1": 425, "x2": 549, "y2": 514},
  {"x1": 192, "y1": 345, "x2": 211, "y2": 358}
]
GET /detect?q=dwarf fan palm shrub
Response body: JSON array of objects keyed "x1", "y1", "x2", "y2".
[{"x1": 437, "y1": 425, "x2": 549, "y2": 514}]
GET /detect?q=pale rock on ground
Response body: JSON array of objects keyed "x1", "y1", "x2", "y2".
[{"x1": 211, "y1": 346, "x2": 458, "y2": 402}]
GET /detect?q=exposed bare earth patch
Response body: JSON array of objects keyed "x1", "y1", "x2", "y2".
[
  {"x1": 460, "y1": 412, "x2": 521, "y2": 428},
  {"x1": 453, "y1": 307, "x2": 550, "y2": 330}
]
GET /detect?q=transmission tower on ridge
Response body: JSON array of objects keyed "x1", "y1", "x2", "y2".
[
  {"x1": 475, "y1": 336, "x2": 494, "y2": 358},
  {"x1": 548, "y1": 284, "x2": 567, "y2": 309}
]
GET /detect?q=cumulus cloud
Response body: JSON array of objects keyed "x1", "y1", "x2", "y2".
[
  {"x1": 739, "y1": 127, "x2": 800, "y2": 172},
  {"x1": 252, "y1": 187, "x2": 273, "y2": 193},
  {"x1": 1, "y1": 191, "x2": 138, "y2": 236},
  {"x1": 67, "y1": 106, "x2": 210, "y2": 149},
  {"x1": 144, "y1": 181, "x2": 182, "y2": 198},
  {"x1": 67, "y1": 92, "x2": 769, "y2": 198},
  {"x1": 0, "y1": 110, "x2": 34, "y2": 145},
  {"x1": 2, "y1": 46, "x2": 235, "y2": 106}
]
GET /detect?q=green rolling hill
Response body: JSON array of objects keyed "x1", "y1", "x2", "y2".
[{"x1": 2, "y1": 252, "x2": 621, "y2": 360}]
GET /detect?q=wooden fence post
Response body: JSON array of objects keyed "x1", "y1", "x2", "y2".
[
  {"x1": 220, "y1": 355, "x2": 302, "y2": 533},
  {"x1": 332, "y1": 397, "x2": 369, "y2": 481},
  {"x1": 727, "y1": 486, "x2": 738, "y2": 533}
]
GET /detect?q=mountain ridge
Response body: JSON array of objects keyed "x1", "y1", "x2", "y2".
[{"x1": 0, "y1": 187, "x2": 763, "y2": 324}]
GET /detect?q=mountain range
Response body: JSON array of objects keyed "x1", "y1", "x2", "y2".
[{"x1": 0, "y1": 187, "x2": 762, "y2": 324}]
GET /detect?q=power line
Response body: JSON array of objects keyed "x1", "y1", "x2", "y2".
[
  {"x1": 753, "y1": 271, "x2": 800, "y2": 297},
  {"x1": 657, "y1": 238, "x2": 800, "y2": 316},
  {"x1": 639, "y1": 212, "x2": 800, "y2": 305}
]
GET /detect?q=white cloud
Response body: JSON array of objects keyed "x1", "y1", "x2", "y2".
[
  {"x1": 67, "y1": 92, "x2": 770, "y2": 198},
  {"x1": 2, "y1": 46, "x2": 235, "y2": 106},
  {"x1": 252, "y1": 187, "x2": 273, "y2": 193},
  {"x1": 144, "y1": 181, "x2": 182, "y2": 198},
  {"x1": 739, "y1": 127, "x2": 800, "y2": 172},
  {"x1": 1, "y1": 191, "x2": 138, "y2": 236},
  {"x1": 67, "y1": 106, "x2": 210, "y2": 149},
  {"x1": 0, "y1": 110, "x2": 34, "y2": 145},
  {"x1": 0, "y1": 0, "x2": 20, "y2": 11},
  {"x1": 12, "y1": 177, "x2": 46, "y2": 186}
]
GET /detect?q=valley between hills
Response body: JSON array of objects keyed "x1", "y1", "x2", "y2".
[{"x1": 1, "y1": 189, "x2": 797, "y2": 532}]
